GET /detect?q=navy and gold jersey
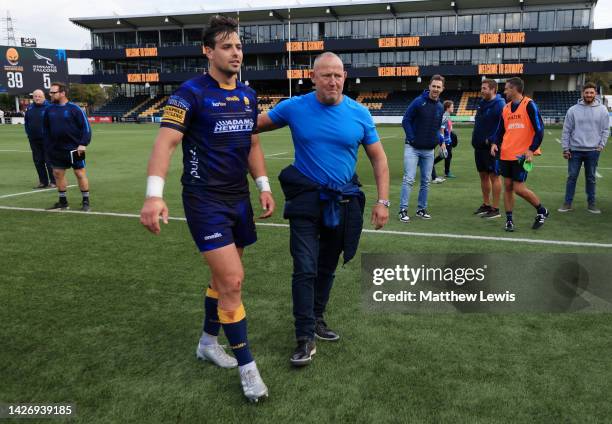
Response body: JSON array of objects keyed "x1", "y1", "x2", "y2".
[{"x1": 161, "y1": 73, "x2": 257, "y2": 200}]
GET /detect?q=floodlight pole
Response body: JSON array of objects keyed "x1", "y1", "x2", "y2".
[{"x1": 288, "y1": 8, "x2": 292, "y2": 98}]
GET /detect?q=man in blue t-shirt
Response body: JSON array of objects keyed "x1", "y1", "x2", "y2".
[
  {"x1": 140, "y1": 16, "x2": 274, "y2": 403},
  {"x1": 257, "y1": 52, "x2": 389, "y2": 367}
]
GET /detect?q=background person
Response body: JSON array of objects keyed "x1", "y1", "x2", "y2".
[{"x1": 25, "y1": 89, "x2": 56, "y2": 189}]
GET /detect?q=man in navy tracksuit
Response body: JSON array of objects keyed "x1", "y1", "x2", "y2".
[
  {"x1": 472, "y1": 78, "x2": 505, "y2": 219},
  {"x1": 24, "y1": 89, "x2": 56, "y2": 189},
  {"x1": 399, "y1": 75, "x2": 445, "y2": 222},
  {"x1": 43, "y1": 82, "x2": 92, "y2": 211}
]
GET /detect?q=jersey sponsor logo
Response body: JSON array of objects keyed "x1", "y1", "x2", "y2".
[
  {"x1": 188, "y1": 148, "x2": 200, "y2": 179},
  {"x1": 212, "y1": 101, "x2": 227, "y2": 107},
  {"x1": 167, "y1": 96, "x2": 190, "y2": 110},
  {"x1": 204, "y1": 232, "x2": 223, "y2": 241},
  {"x1": 213, "y1": 118, "x2": 254, "y2": 134},
  {"x1": 225, "y1": 96, "x2": 240, "y2": 102},
  {"x1": 508, "y1": 123, "x2": 525, "y2": 129},
  {"x1": 161, "y1": 105, "x2": 187, "y2": 125}
]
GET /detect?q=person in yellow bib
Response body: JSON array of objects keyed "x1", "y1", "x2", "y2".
[{"x1": 490, "y1": 77, "x2": 548, "y2": 232}]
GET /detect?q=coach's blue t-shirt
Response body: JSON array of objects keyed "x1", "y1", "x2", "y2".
[{"x1": 267, "y1": 92, "x2": 379, "y2": 186}]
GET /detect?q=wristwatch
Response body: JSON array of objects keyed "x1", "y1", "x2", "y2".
[{"x1": 376, "y1": 199, "x2": 391, "y2": 208}]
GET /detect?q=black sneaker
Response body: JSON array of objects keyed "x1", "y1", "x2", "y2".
[
  {"x1": 532, "y1": 208, "x2": 549, "y2": 230},
  {"x1": 80, "y1": 202, "x2": 90, "y2": 212},
  {"x1": 481, "y1": 208, "x2": 501, "y2": 219},
  {"x1": 505, "y1": 220, "x2": 514, "y2": 232},
  {"x1": 415, "y1": 209, "x2": 431, "y2": 219},
  {"x1": 398, "y1": 209, "x2": 410, "y2": 223},
  {"x1": 474, "y1": 204, "x2": 491, "y2": 215},
  {"x1": 290, "y1": 339, "x2": 316, "y2": 367},
  {"x1": 46, "y1": 202, "x2": 69, "y2": 210},
  {"x1": 315, "y1": 319, "x2": 340, "y2": 342}
]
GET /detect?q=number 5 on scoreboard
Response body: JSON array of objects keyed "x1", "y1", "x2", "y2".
[{"x1": 43, "y1": 73, "x2": 51, "y2": 89}]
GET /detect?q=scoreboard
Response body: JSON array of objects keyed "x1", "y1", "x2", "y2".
[{"x1": 1, "y1": 46, "x2": 68, "y2": 95}]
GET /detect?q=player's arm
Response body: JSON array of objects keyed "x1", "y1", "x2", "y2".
[
  {"x1": 561, "y1": 108, "x2": 574, "y2": 158},
  {"x1": 364, "y1": 141, "x2": 390, "y2": 230},
  {"x1": 248, "y1": 133, "x2": 275, "y2": 218},
  {"x1": 525, "y1": 101, "x2": 544, "y2": 161},
  {"x1": 74, "y1": 106, "x2": 91, "y2": 154},
  {"x1": 490, "y1": 117, "x2": 504, "y2": 156},
  {"x1": 140, "y1": 128, "x2": 183, "y2": 234},
  {"x1": 401, "y1": 100, "x2": 417, "y2": 142}
]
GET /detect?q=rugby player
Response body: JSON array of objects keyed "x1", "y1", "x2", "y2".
[
  {"x1": 490, "y1": 77, "x2": 548, "y2": 231},
  {"x1": 140, "y1": 16, "x2": 274, "y2": 402}
]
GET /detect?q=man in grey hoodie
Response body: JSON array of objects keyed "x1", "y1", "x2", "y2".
[{"x1": 559, "y1": 83, "x2": 609, "y2": 213}]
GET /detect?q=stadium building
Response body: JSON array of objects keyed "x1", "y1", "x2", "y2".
[{"x1": 4, "y1": 0, "x2": 612, "y2": 122}]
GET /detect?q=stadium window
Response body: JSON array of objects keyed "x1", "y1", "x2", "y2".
[
  {"x1": 352, "y1": 20, "x2": 367, "y2": 38},
  {"x1": 160, "y1": 29, "x2": 181, "y2": 47},
  {"x1": 573, "y1": 9, "x2": 589, "y2": 29},
  {"x1": 241, "y1": 26, "x2": 258, "y2": 43},
  {"x1": 536, "y1": 46, "x2": 553, "y2": 63},
  {"x1": 457, "y1": 15, "x2": 472, "y2": 33},
  {"x1": 396, "y1": 50, "x2": 410, "y2": 64},
  {"x1": 162, "y1": 58, "x2": 183, "y2": 73},
  {"x1": 471, "y1": 48, "x2": 486, "y2": 64},
  {"x1": 368, "y1": 20, "x2": 381, "y2": 37},
  {"x1": 258, "y1": 25, "x2": 271, "y2": 43},
  {"x1": 380, "y1": 51, "x2": 395, "y2": 65},
  {"x1": 503, "y1": 47, "x2": 519, "y2": 62},
  {"x1": 381, "y1": 19, "x2": 395, "y2": 36},
  {"x1": 456, "y1": 49, "x2": 471, "y2": 64},
  {"x1": 505, "y1": 13, "x2": 521, "y2": 31},
  {"x1": 472, "y1": 15, "x2": 488, "y2": 34},
  {"x1": 489, "y1": 14, "x2": 505, "y2": 32},
  {"x1": 488, "y1": 48, "x2": 503, "y2": 64},
  {"x1": 271, "y1": 24, "x2": 284, "y2": 41},
  {"x1": 522, "y1": 12, "x2": 538, "y2": 31},
  {"x1": 556, "y1": 10, "x2": 573, "y2": 30},
  {"x1": 339, "y1": 52, "x2": 352, "y2": 66},
  {"x1": 425, "y1": 50, "x2": 440, "y2": 66},
  {"x1": 353, "y1": 52, "x2": 367, "y2": 67},
  {"x1": 367, "y1": 52, "x2": 381, "y2": 66},
  {"x1": 440, "y1": 49, "x2": 455, "y2": 65},
  {"x1": 441, "y1": 16, "x2": 455, "y2": 34},
  {"x1": 397, "y1": 18, "x2": 410, "y2": 36},
  {"x1": 139, "y1": 31, "x2": 159, "y2": 47},
  {"x1": 115, "y1": 31, "x2": 136, "y2": 48},
  {"x1": 184, "y1": 28, "x2": 203, "y2": 46},
  {"x1": 410, "y1": 50, "x2": 425, "y2": 65},
  {"x1": 338, "y1": 21, "x2": 351, "y2": 38},
  {"x1": 312, "y1": 23, "x2": 321, "y2": 40},
  {"x1": 538, "y1": 11, "x2": 555, "y2": 31},
  {"x1": 411, "y1": 17, "x2": 426, "y2": 36},
  {"x1": 570, "y1": 45, "x2": 587, "y2": 61},
  {"x1": 520, "y1": 47, "x2": 536, "y2": 62},
  {"x1": 554, "y1": 46, "x2": 570, "y2": 62},
  {"x1": 426, "y1": 16, "x2": 441, "y2": 36},
  {"x1": 324, "y1": 22, "x2": 338, "y2": 38}
]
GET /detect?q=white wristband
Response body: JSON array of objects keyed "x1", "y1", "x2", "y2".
[
  {"x1": 255, "y1": 176, "x2": 271, "y2": 193},
  {"x1": 146, "y1": 175, "x2": 165, "y2": 198}
]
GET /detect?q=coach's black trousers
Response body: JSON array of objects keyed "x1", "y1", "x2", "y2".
[{"x1": 28, "y1": 138, "x2": 55, "y2": 186}]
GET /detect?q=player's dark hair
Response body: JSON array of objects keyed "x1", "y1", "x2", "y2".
[
  {"x1": 443, "y1": 100, "x2": 453, "y2": 111},
  {"x1": 203, "y1": 15, "x2": 239, "y2": 49},
  {"x1": 51, "y1": 81, "x2": 68, "y2": 95},
  {"x1": 583, "y1": 82, "x2": 597, "y2": 91},
  {"x1": 430, "y1": 74, "x2": 445, "y2": 86},
  {"x1": 482, "y1": 78, "x2": 498, "y2": 91},
  {"x1": 505, "y1": 77, "x2": 524, "y2": 94}
]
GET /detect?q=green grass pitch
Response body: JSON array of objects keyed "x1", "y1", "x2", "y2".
[{"x1": 1, "y1": 123, "x2": 611, "y2": 423}]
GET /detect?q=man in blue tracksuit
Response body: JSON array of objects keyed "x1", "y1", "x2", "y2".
[
  {"x1": 472, "y1": 79, "x2": 506, "y2": 219},
  {"x1": 399, "y1": 75, "x2": 445, "y2": 222},
  {"x1": 43, "y1": 82, "x2": 92, "y2": 211},
  {"x1": 24, "y1": 89, "x2": 56, "y2": 189}
]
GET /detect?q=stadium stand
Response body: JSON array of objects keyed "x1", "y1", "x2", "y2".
[
  {"x1": 91, "y1": 95, "x2": 148, "y2": 118},
  {"x1": 532, "y1": 90, "x2": 581, "y2": 119}
]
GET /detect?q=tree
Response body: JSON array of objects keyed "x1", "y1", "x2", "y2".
[{"x1": 68, "y1": 84, "x2": 108, "y2": 110}]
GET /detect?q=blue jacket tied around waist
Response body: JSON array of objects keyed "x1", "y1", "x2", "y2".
[{"x1": 278, "y1": 165, "x2": 365, "y2": 265}]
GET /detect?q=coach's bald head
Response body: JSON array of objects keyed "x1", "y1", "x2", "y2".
[
  {"x1": 311, "y1": 52, "x2": 346, "y2": 106},
  {"x1": 32, "y1": 89, "x2": 46, "y2": 105}
]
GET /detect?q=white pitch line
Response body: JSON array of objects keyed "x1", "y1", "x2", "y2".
[
  {"x1": 555, "y1": 138, "x2": 561, "y2": 144},
  {"x1": 0, "y1": 205, "x2": 611, "y2": 248},
  {"x1": 265, "y1": 152, "x2": 289, "y2": 157},
  {"x1": 0, "y1": 149, "x2": 30, "y2": 152},
  {"x1": 547, "y1": 131, "x2": 553, "y2": 135},
  {"x1": 596, "y1": 171, "x2": 603, "y2": 178},
  {"x1": 0, "y1": 185, "x2": 77, "y2": 199}
]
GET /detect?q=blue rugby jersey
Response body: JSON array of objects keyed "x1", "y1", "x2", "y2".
[
  {"x1": 160, "y1": 73, "x2": 257, "y2": 200},
  {"x1": 43, "y1": 102, "x2": 91, "y2": 150}
]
